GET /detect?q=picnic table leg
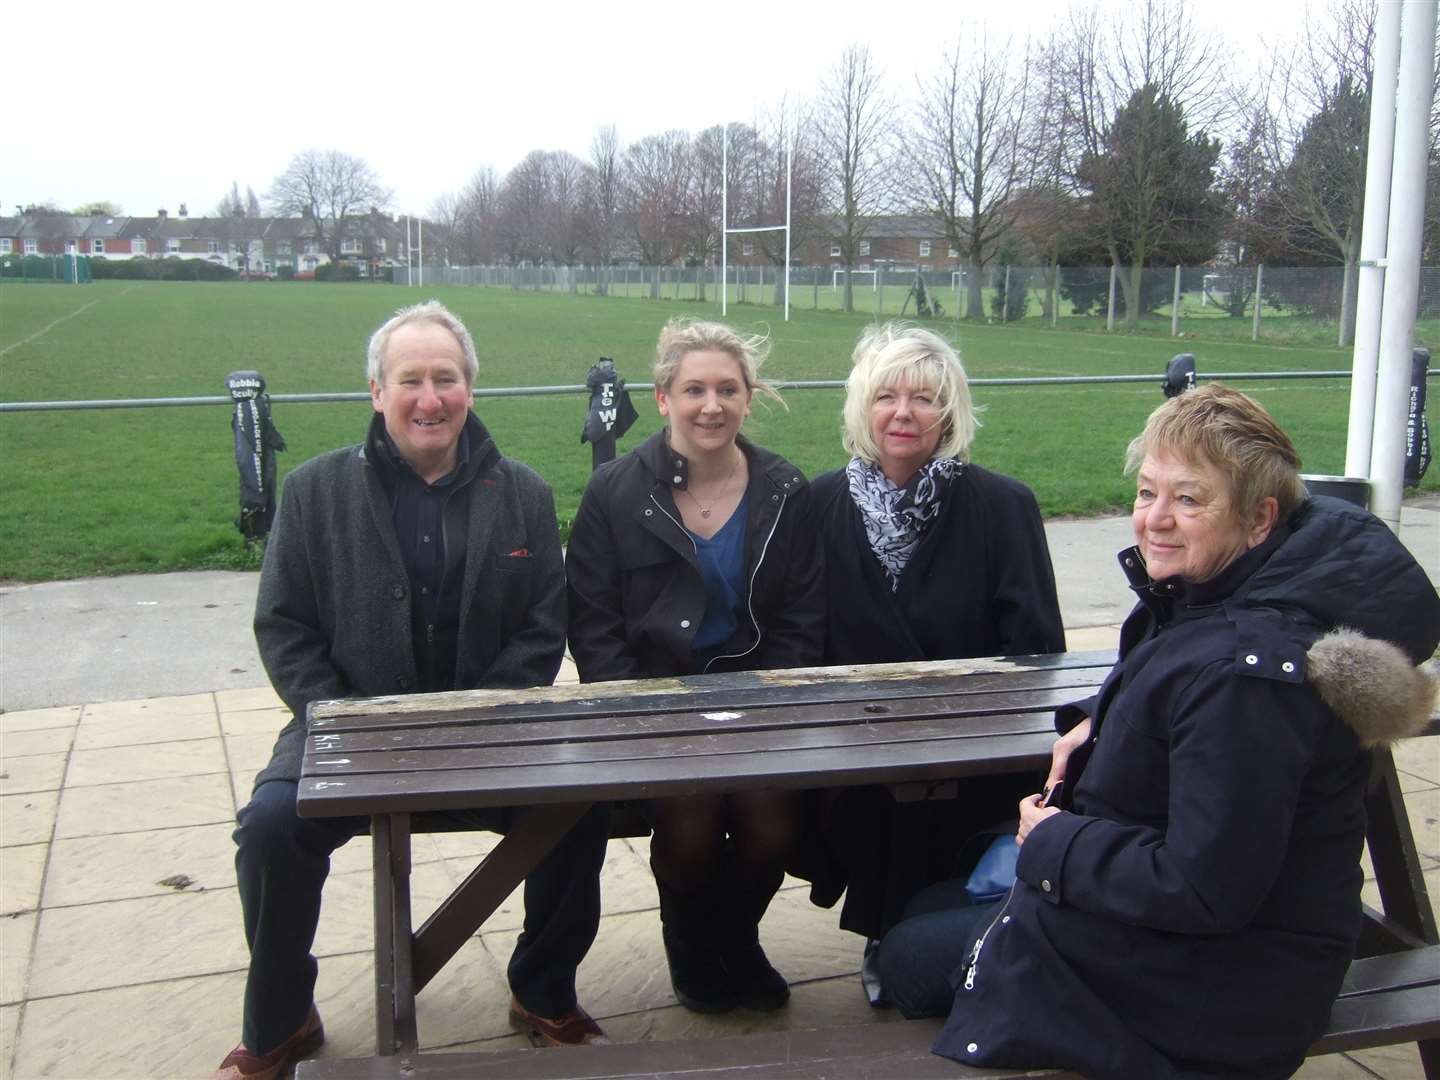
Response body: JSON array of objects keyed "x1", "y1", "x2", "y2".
[
  {"x1": 412, "y1": 801, "x2": 591, "y2": 993},
  {"x1": 372, "y1": 812, "x2": 418, "y2": 1055},
  {"x1": 1362, "y1": 748, "x2": 1439, "y2": 1078}
]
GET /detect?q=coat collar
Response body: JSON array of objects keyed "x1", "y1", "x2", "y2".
[{"x1": 637, "y1": 429, "x2": 806, "y2": 499}]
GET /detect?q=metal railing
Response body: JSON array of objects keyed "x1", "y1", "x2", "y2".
[{"x1": 3, "y1": 369, "x2": 1419, "y2": 414}]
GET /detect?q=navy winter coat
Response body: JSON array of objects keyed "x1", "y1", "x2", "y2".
[{"x1": 935, "y1": 496, "x2": 1440, "y2": 1080}]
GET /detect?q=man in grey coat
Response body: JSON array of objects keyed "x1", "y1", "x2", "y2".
[{"x1": 213, "y1": 301, "x2": 610, "y2": 1080}]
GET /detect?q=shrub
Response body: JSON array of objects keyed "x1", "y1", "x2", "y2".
[
  {"x1": 314, "y1": 261, "x2": 361, "y2": 281},
  {"x1": 277, "y1": 264, "x2": 295, "y2": 281}
]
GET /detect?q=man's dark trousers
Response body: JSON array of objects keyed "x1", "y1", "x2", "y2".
[{"x1": 235, "y1": 779, "x2": 609, "y2": 1055}]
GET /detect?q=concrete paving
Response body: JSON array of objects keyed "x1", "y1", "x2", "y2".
[{"x1": 0, "y1": 502, "x2": 1436, "y2": 1078}]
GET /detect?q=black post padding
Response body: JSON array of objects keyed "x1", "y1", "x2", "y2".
[
  {"x1": 226, "y1": 370, "x2": 286, "y2": 542},
  {"x1": 1405, "y1": 347, "x2": 1431, "y2": 487},
  {"x1": 580, "y1": 358, "x2": 638, "y2": 470},
  {"x1": 1162, "y1": 353, "x2": 1197, "y2": 398}
]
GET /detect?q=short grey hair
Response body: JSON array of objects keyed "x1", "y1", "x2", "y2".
[
  {"x1": 652, "y1": 317, "x2": 784, "y2": 406},
  {"x1": 366, "y1": 300, "x2": 478, "y2": 385},
  {"x1": 841, "y1": 322, "x2": 979, "y2": 464}
]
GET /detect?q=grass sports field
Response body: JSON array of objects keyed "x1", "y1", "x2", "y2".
[{"x1": 1, "y1": 280, "x2": 1434, "y2": 582}]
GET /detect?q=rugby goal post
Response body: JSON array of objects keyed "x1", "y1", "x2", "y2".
[
  {"x1": 833, "y1": 268, "x2": 878, "y2": 292},
  {"x1": 722, "y1": 122, "x2": 793, "y2": 321}
]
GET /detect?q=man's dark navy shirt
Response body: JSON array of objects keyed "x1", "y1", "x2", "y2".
[{"x1": 386, "y1": 427, "x2": 471, "y2": 628}]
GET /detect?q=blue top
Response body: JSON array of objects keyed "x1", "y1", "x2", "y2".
[{"x1": 688, "y1": 495, "x2": 749, "y2": 666}]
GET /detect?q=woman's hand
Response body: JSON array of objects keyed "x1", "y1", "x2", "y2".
[
  {"x1": 1045, "y1": 716, "x2": 1092, "y2": 793},
  {"x1": 1017, "y1": 792, "x2": 1061, "y2": 845}
]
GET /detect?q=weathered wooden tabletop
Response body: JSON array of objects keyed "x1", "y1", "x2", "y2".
[{"x1": 297, "y1": 649, "x2": 1115, "y2": 820}]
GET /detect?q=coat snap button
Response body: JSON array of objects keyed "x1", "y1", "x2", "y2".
[
  {"x1": 391, "y1": 584, "x2": 406, "y2": 600},
  {"x1": 1245, "y1": 654, "x2": 1259, "y2": 665},
  {"x1": 1281, "y1": 661, "x2": 1295, "y2": 673},
  {"x1": 1001, "y1": 915, "x2": 1011, "y2": 924},
  {"x1": 966, "y1": 1043, "x2": 979, "y2": 1054},
  {"x1": 771, "y1": 494, "x2": 779, "y2": 501},
  {"x1": 672, "y1": 475, "x2": 683, "y2": 484},
  {"x1": 1041, "y1": 879, "x2": 1052, "y2": 893},
  {"x1": 680, "y1": 619, "x2": 691, "y2": 629},
  {"x1": 644, "y1": 508, "x2": 653, "y2": 516}
]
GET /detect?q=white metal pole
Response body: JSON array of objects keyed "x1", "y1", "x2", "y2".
[
  {"x1": 1346, "y1": 0, "x2": 1401, "y2": 478},
  {"x1": 1171, "y1": 265, "x2": 1182, "y2": 336},
  {"x1": 1251, "y1": 264, "x2": 1263, "y2": 341},
  {"x1": 784, "y1": 122, "x2": 792, "y2": 322},
  {"x1": 1002, "y1": 265, "x2": 1011, "y2": 323},
  {"x1": 1106, "y1": 264, "x2": 1117, "y2": 332},
  {"x1": 1369, "y1": 0, "x2": 1437, "y2": 532},
  {"x1": 418, "y1": 218, "x2": 424, "y2": 289},
  {"x1": 722, "y1": 125, "x2": 728, "y2": 318}
]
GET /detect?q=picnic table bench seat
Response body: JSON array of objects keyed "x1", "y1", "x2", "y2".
[{"x1": 296, "y1": 945, "x2": 1440, "y2": 1079}]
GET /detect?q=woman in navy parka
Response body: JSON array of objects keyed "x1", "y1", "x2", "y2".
[{"x1": 878, "y1": 385, "x2": 1440, "y2": 1079}]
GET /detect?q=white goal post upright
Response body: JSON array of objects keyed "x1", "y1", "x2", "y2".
[{"x1": 721, "y1": 121, "x2": 792, "y2": 321}]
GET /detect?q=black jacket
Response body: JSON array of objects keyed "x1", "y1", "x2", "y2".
[
  {"x1": 810, "y1": 463, "x2": 1065, "y2": 663},
  {"x1": 936, "y1": 496, "x2": 1440, "y2": 1080},
  {"x1": 566, "y1": 430, "x2": 825, "y2": 681}
]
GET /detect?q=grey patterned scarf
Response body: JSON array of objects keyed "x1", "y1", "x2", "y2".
[{"x1": 846, "y1": 455, "x2": 962, "y2": 591}]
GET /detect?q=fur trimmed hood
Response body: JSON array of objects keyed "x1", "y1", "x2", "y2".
[{"x1": 1307, "y1": 629, "x2": 1439, "y2": 747}]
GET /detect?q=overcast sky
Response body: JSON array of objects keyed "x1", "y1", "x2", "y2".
[{"x1": 5, "y1": 0, "x2": 1313, "y2": 220}]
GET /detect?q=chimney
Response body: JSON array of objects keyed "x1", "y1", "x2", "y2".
[
  {"x1": 179, "y1": 203, "x2": 188, "y2": 218},
  {"x1": 158, "y1": 208, "x2": 168, "y2": 220}
]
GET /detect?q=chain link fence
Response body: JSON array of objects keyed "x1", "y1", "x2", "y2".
[{"x1": 414, "y1": 262, "x2": 1440, "y2": 340}]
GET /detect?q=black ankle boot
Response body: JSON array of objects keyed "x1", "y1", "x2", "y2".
[
  {"x1": 655, "y1": 877, "x2": 737, "y2": 1013},
  {"x1": 662, "y1": 926, "x2": 737, "y2": 1013},
  {"x1": 723, "y1": 938, "x2": 790, "y2": 1011},
  {"x1": 721, "y1": 881, "x2": 790, "y2": 1011}
]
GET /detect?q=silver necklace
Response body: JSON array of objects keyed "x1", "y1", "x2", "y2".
[{"x1": 683, "y1": 451, "x2": 743, "y2": 518}]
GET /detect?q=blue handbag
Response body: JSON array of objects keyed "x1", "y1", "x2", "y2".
[{"x1": 964, "y1": 833, "x2": 1019, "y2": 904}]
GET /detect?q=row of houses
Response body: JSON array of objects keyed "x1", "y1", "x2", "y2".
[
  {"x1": 1, "y1": 207, "x2": 961, "y2": 276},
  {"x1": 0, "y1": 208, "x2": 412, "y2": 276}
]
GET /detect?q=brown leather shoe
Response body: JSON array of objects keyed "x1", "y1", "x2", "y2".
[
  {"x1": 508, "y1": 997, "x2": 609, "y2": 1047},
  {"x1": 212, "y1": 1007, "x2": 324, "y2": 1079}
]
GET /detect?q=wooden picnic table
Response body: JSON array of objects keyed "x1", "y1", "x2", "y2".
[
  {"x1": 297, "y1": 649, "x2": 1114, "y2": 1055},
  {"x1": 296, "y1": 647, "x2": 1437, "y2": 1069}
]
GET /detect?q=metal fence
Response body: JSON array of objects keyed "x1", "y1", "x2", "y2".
[{"x1": 409, "y1": 262, "x2": 1440, "y2": 339}]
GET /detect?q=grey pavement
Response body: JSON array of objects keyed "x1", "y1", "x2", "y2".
[{"x1": 0, "y1": 503, "x2": 1436, "y2": 1079}]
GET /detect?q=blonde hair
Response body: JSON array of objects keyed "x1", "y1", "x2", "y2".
[
  {"x1": 1125, "y1": 384, "x2": 1306, "y2": 519},
  {"x1": 842, "y1": 322, "x2": 978, "y2": 464},
  {"x1": 652, "y1": 317, "x2": 784, "y2": 406}
]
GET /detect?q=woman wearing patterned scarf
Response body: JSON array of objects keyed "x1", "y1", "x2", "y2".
[{"x1": 803, "y1": 322, "x2": 1065, "y2": 1002}]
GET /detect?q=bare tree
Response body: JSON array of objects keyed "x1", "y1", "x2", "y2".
[
  {"x1": 427, "y1": 191, "x2": 466, "y2": 267},
  {"x1": 457, "y1": 166, "x2": 499, "y2": 265},
  {"x1": 545, "y1": 150, "x2": 588, "y2": 282},
  {"x1": 214, "y1": 180, "x2": 265, "y2": 276},
  {"x1": 909, "y1": 33, "x2": 1033, "y2": 318},
  {"x1": 1246, "y1": 0, "x2": 1382, "y2": 344},
  {"x1": 817, "y1": 45, "x2": 893, "y2": 312},
  {"x1": 685, "y1": 125, "x2": 726, "y2": 301},
  {"x1": 741, "y1": 106, "x2": 825, "y2": 306},
  {"x1": 622, "y1": 130, "x2": 690, "y2": 297},
  {"x1": 497, "y1": 151, "x2": 554, "y2": 274},
  {"x1": 586, "y1": 125, "x2": 623, "y2": 293},
  {"x1": 268, "y1": 149, "x2": 390, "y2": 262}
]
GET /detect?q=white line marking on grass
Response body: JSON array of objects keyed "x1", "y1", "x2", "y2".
[{"x1": 0, "y1": 284, "x2": 141, "y2": 358}]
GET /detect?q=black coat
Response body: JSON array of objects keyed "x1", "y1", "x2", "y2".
[
  {"x1": 566, "y1": 430, "x2": 825, "y2": 681},
  {"x1": 935, "y1": 496, "x2": 1440, "y2": 1080},
  {"x1": 810, "y1": 463, "x2": 1065, "y2": 663},
  {"x1": 802, "y1": 463, "x2": 1066, "y2": 936},
  {"x1": 252, "y1": 413, "x2": 567, "y2": 788}
]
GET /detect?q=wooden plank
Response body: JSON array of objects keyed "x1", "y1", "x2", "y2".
[
  {"x1": 293, "y1": 1018, "x2": 1073, "y2": 1079},
  {"x1": 308, "y1": 654, "x2": 1114, "y2": 734},
  {"x1": 299, "y1": 730, "x2": 1056, "y2": 817},
  {"x1": 306, "y1": 682, "x2": 1099, "y2": 754},
  {"x1": 1338, "y1": 946, "x2": 1440, "y2": 997},
  {"x1": 307, "y1": 708, "x2": 1063, "y2": 780},
  {"x1": 1311, "y1": 985, "x2": 1440, "y2": 1054}
]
